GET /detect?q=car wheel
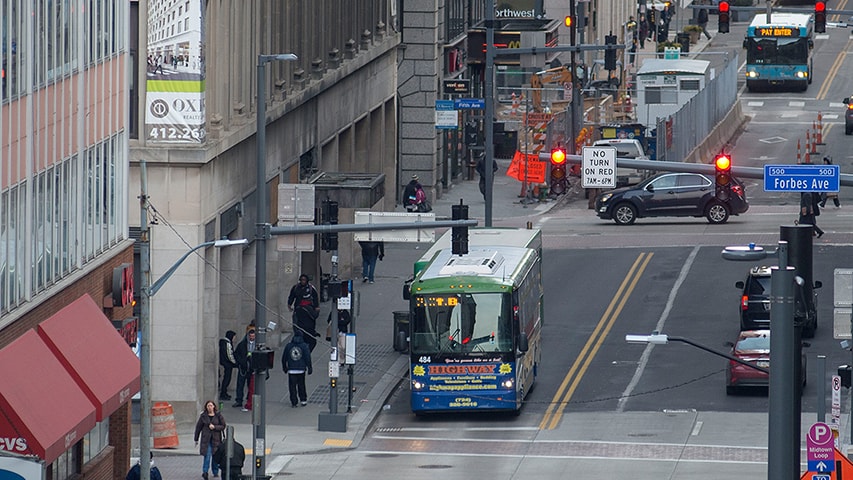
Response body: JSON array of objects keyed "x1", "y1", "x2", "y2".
[
  {"x1": 846, "y1": 124, "x2": 852, "y2": 135},
  {"x1": 613, "y1": 203, "x2": 637, "y2": 225},
  {"x1": 706, "y1": 202, "x2": 730, "y2": 224}
]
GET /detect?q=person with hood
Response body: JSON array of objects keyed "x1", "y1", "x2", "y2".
[
  {"x1": 403, "y1": 175, "x2": 429, "y2": 212},
  {"x1": 219, "y1": 330, "x2": 238, "y2": 401},
  {"x1": 281, "y1": 332, "x2": 313, "y2": 407},
  {"x1": 214, "y1": 436, "x2": 246, "y2": 480},
  {"x1": 126, "y1": 452, "x2": 163, "y2": 480}
]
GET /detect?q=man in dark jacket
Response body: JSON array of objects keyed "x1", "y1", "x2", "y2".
[
  {"x1": 219, "y1": 330, "x2": 238, "y2": 401},
  {"x1": 214, "y1": 438, "x2": 246, "y2": 480},
  {"x1": 232, "y1": 329, "x2": 256, "y2": 409},
  {"x1": 287, "y1": 274, "x2": 320, "y2": 351},
  {"x1": 281, "y1": 332, "x2": 313, "y2": 407},
  {"x1": 359, "y1": 241, "x2": 384, "y2": 283},
  {"x1": 476, "y1": 156, "x2": 499, "y2": 199}
]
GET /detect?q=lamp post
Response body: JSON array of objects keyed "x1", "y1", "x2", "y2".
[
  {"x1": 139, "y1": 159, "x2": 248, "y2": 480},
  {"x1": 625, "y1": 333, "x2": 770, "y2": 374},
  {"x1": 722, "y1": 239, "x2": 800, "y2": 480},
  {"x1": 254, "y1": 53, "x2": 297, "y2": 480}
]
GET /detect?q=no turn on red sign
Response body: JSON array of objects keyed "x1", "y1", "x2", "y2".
[{"x1": 581, "y1": 146, "x2": 616, "y2": 189}]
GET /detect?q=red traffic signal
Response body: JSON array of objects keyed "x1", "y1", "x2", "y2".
[
  {"x1": 550, "y1": 146, "x2": 567, "y2": 165},
  {"x1": 714, "y1": 154, "x2": 732, "y2": 186},
  {"x1": 815, "y1": 1, "x2": 827, "y2": 33},
  {"x1": 718, "y1": 1, "x2": 730, "y2": 33}
]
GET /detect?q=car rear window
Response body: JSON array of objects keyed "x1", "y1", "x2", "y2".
[
  {"x1": 748, "y1": 277, "x2": 771, "y2": 296},
  {"x1": 736, "y1": 335, "x2": 770, "y2": 351}
]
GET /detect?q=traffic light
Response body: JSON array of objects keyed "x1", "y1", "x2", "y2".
[
  {"x1": 714, "y1": 153, "x2": 732, "y2": 201},
  {"x1": 320, "y1": 199, "x2": 338, "y2": 251},
  {"x1": 815, "y1": 1, "x2": 826, "y2": 33},
  {"x1": 604, "y1": 34, "x2": 617, "y2": 71},
  {"x1": 451, "y1": 200, "x2": 469, "y2": 256},
  {"x1": 550, "y1": 145, "x2": 568, "y2": 195},
  {"x1": 718, "y1": 1, "x2": 730, "y2": 34},
  {"x1": 564, "y1": 16, "x2": 573, "y2": 28}
]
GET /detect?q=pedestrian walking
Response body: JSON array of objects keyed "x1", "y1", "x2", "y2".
[
  {"x1": 219, "y1": 330, "x2": 238, "y2": 401},
  {"x1": 194, "y1": 400, "x2": 226, "y2": 480},
  {"x1": 281, "y1": 332, "x2": 313, "y2": 407},
  {"x1": 697, "y1": 7, "x2": 712, "y2": 39},
  {"x1": 476, "y1": 155, "x2": 499, "y2": 199},
  {"x1": 287, "y1": 274, "x2": 321, "y2": 351},
  {"x1": 821, "y1": 157, "x2": 841, "y2": 208},
  {"x1": 232, "y1": 329, "x2": 256, "y2": 410},
  {"x1": 639, "y1": 19, "x2": 648, "y2": 48},
  {"x1": 799, "y1": 191, "x2": 824, "y2": 238},
  {"x1": 359, "y1": 240, "x2": 384, "y2": 283}
]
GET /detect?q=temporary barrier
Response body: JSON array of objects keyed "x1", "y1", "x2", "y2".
[{"x1": 152, "y1": 402, "x2": 179, "y2": 448}]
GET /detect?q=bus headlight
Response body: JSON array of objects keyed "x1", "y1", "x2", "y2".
[
  {"x1": 412, "y1": 380, "x2": 425, "y2": 390},
  {"x1": 745, "y1": 71, "x2": 759, "y2": 79},
  {"x1": 795, "y1": 71, "x2": 808, "y2": 79},
  {"x1": 501, "y1": 378, "x2": 515, "y2": 389}
]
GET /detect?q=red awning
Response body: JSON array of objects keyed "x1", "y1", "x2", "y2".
[
  {"x1": 0, "y1": 330, "x2": 97, "y2": 464},
  {"x1": 38, "y1": 295, "x2": 141, "y2": 421}
]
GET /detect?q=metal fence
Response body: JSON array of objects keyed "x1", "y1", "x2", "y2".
[{"x1": 654, "y1": 50, "x2": 740, "y2": 162}]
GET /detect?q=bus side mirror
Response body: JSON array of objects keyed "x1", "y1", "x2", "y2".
[
  {"x1": 742, "y1": 39, "x2": 748, "y2": 49},
  {"x1": 814, "y1": 280, "x2": 823, "y2": 289},
  {"x1": 518, "y1": 331, "x2": 529, "y2": 353},
  {"x1": 808, "y1": 39, "x2": 814, "y2": 49}
]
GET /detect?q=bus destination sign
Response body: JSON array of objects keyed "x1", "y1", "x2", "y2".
[{"x1": 757, "y1": 27, "x2": 795, "y2": 36}]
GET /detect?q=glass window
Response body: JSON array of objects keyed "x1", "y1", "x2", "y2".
[
  {"x1": 644, "y1": 85, "x2": 678, "y2": 104},
  {"x1": 746, "y1": 37, "x2": 809, "y2": 65},
  {"x1": 411, "y1": 293, "x2": 513, "y2": 354},
  {"x1": 650, "y1": 174, "x2": 678, "y2": 189},
  {"x1": 676, "y1": 174, "x2": 709, "y2": 188}
]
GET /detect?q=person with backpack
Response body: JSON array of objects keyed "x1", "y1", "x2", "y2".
[
  {"x1": 403, "y1": 175, "x2": 430, "y2": 212},
  {"x1": 287, "y1": 274, "x2": 321, "y2": 351},
  {"x1": 281, "y1": 332, "x2": 313, "y2": 407}
]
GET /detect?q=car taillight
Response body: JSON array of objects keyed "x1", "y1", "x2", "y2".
[
  {"x1": 848, "y1": 104, "x2": 853, "y2": 111},
  {"x1": 741, "y1": 295, "x2": 748, "y2": 310},
  {"x1": 731, "y1": 185, "x2": 744, "y2": 197}
]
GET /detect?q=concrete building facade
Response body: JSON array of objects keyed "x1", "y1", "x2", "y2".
[{"x1": 129, "y1": 0, "x2": 400, "y2": 424}]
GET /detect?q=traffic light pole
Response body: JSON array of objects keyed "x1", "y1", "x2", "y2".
[{"x1": 484, "y1": 0, "x2": 496, "y2": 227}]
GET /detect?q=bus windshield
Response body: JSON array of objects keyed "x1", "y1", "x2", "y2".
[
  {"x1": 745, "y1": 37, "x2": 808, "y2": 65},
  {"x1": 411, "y1": 292, "x2": 513, "y2": 354}
]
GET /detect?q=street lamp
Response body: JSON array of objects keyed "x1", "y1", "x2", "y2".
[
  {"x1": 625, "y1": 333, "x2": 770, "y2": 374},
  {"x1": 138, "y1": 159, "x2": 248, "y2": 480},
  {"x1": 255, "y1": 52, "x2": 297, "y2": 480}
]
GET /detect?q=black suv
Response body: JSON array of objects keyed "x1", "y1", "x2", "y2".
[
  {"x1": 735, "y1": 266, "x2": 822, "y2": 338},
  {"x1": 594, "y1": 172, "x2": 749, "y2": 225}
]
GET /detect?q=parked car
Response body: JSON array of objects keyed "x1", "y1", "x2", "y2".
[
  {"x1": 594, "y1": 172, "x2": 748, "y2": 225},
  {"x1": 735, "y1": 266, "x2": 821, "y2": 338},
  {"x1": 843, "y1": 96, "x2": 853, "y2": 135},
  {"x1": 725, "y1": 329, "x2": 807, "y2": 395}
]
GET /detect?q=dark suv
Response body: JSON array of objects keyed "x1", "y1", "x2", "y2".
[
  {"x1": 735, "y1": 266, "x2": 821, "y2": 338},
  {"x1": 594, "y1": 172, "x2": 749, "y2": 225}
]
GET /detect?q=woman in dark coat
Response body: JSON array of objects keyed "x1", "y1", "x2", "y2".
[{"x1": 194, "y1": 400, "x2": 226, "y2": 479}]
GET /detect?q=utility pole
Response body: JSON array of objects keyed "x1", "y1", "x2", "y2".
[
  {"x1": 138, "y1": 161, "x2": 152, "y2": 480},
  {"x1": 484, "y1": 0, "x2": 496, "y2": 227}
]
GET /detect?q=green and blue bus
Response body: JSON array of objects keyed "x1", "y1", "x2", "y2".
[
  {"x1": 744, "y1": 13, "x2": 813, "y2": 91},
  {"x1": 403, "y1": 227, "x2": 543, "y2": 414}
]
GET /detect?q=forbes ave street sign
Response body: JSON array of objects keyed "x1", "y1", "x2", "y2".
[{"x1": 764, "y1": 164, "x2": 840, "y2": 192}]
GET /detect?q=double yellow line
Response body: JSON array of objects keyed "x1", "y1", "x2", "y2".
[
  {"x1": 815, "y1": 0, "x2": 851, "y2": 101},
  {"x1": 539, "y1": 252, "x2": 653, "y2": 430}
]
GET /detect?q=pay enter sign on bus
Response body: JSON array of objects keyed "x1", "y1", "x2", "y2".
[{"x1": 757, "y1": 27, "x2": 795, "y2": 36}]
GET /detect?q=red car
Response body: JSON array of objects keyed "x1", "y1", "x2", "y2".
[{"x1": 725, "y1": 329, "x2": 807, "y2": 395}]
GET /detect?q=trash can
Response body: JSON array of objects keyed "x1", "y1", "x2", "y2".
[
  {"x1": 393, "y1": 311, "x2": 410, "y2": 352},
  {"x1": 676, "y1": 32, "x2": 690, "y2": 53}
]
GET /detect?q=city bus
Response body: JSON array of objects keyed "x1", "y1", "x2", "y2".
[
  {"x1": 743, "y1": 13, "x2": 813, "y2": 91},
  {"x1": 403, "y1": 227, "x2": 543, "y2": 414}
]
